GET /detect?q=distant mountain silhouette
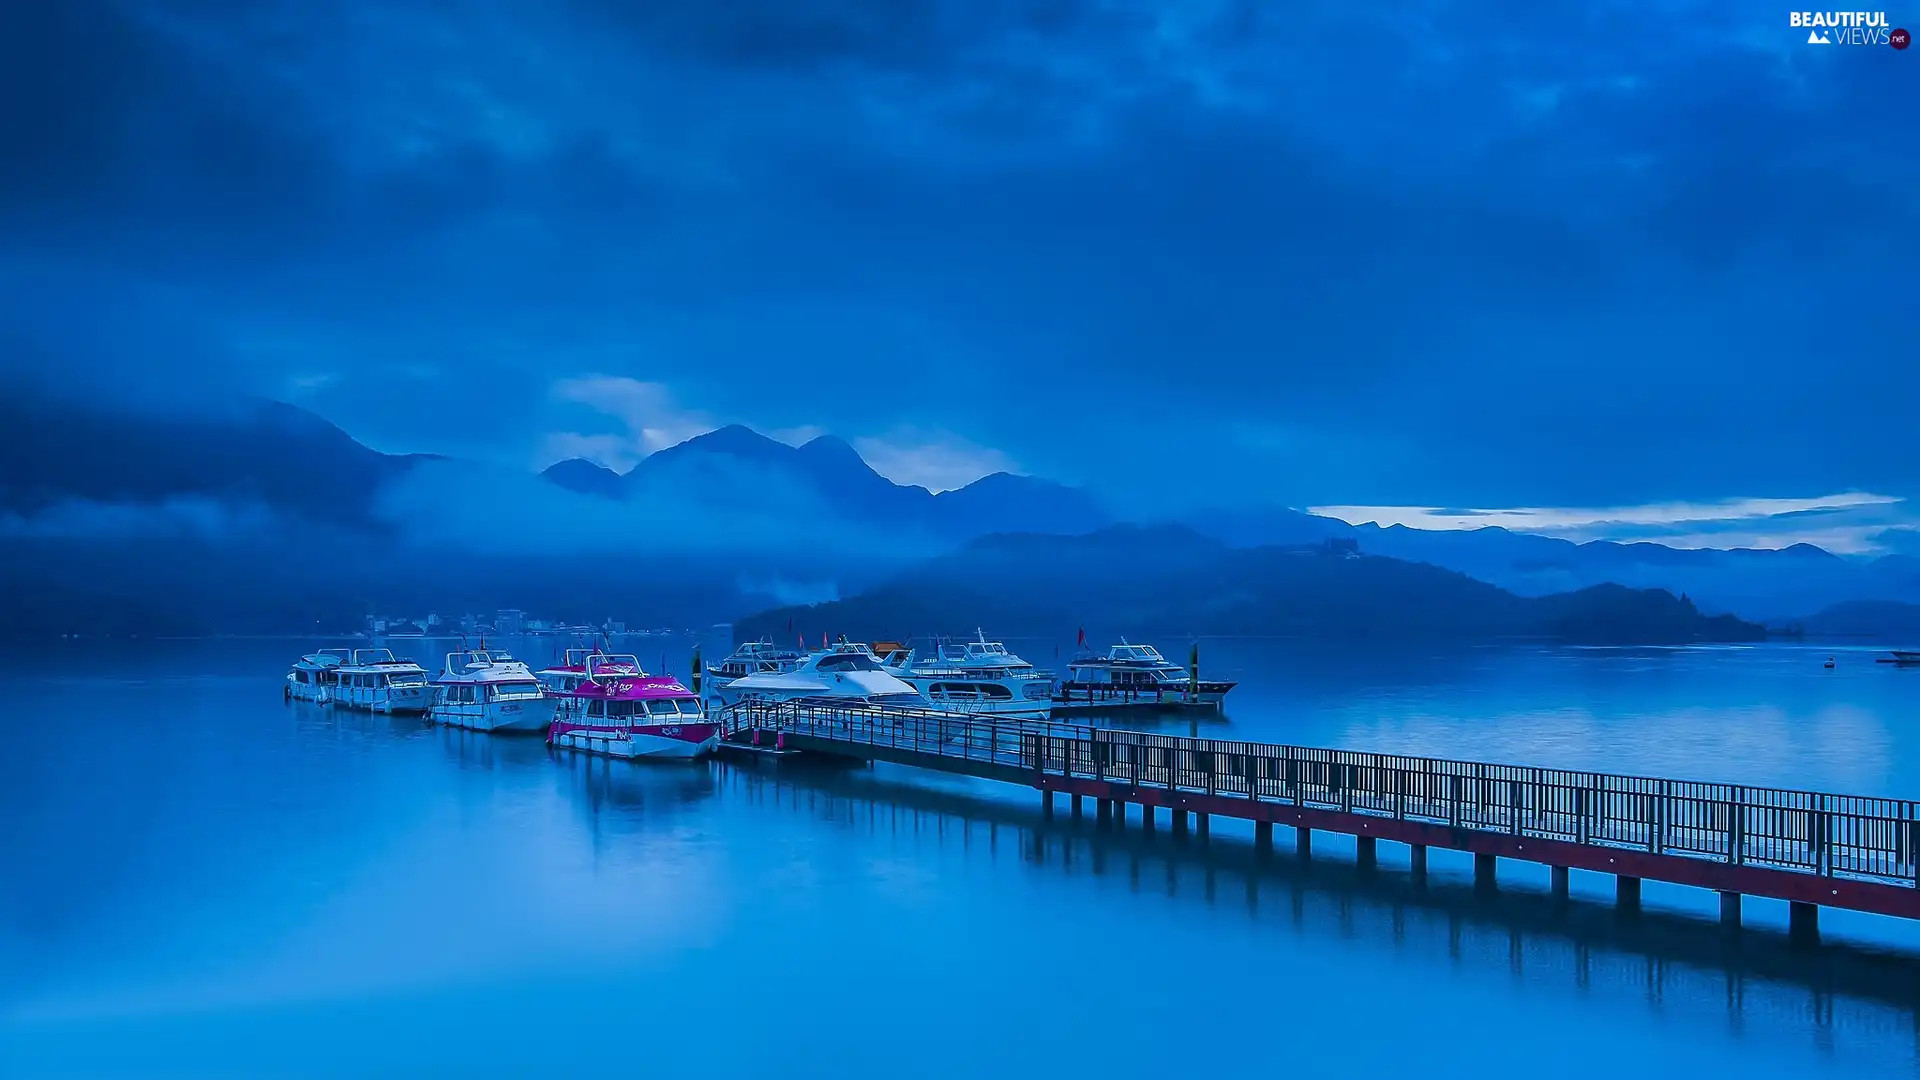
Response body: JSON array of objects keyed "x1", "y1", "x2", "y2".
[
  {"x1": 735, "y1": 525, "x2": 1766, "y2": 645},
  {"x1": 1791, "y1": 600, "x2": 1920, "y2": 639},
  {"x1": 1167, "y1": 509, "x2": 1920, "y2": 619},
  {"x1": 545, "y1": 423, "x2": 1111, "y2": 541},
  {"x1": 0, "y1": 393, "x2": 435, "y2": 529},
  {"x1": 540, "y1": 458, "x2": 624, "y2": 498}
]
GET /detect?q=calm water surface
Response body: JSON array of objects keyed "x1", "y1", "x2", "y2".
[{"x1": 3, "y1": 637, "x2": 1918, "y2": 1078}]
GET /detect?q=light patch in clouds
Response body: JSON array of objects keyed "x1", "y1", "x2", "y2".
[
  {"x1": 852, "y1": 429, "x2": 1018, "y2": 493},
  {"x1": 768, "y1": 426, "x2": 829, "y2": 447},
  {"x1": 1311, "y1": 493, "x2": 1911, "y2": 554},
  {"x1": 544, "y1": 376, "x2": 716, "y2": 471}
]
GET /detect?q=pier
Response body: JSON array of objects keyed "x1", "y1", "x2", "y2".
[{"x1": 720, "y1": 700, "x2": 1920, "y2": 941}]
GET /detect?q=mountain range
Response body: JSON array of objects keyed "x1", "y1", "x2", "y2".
[
  {"x1": 3, "y1": 389, "x2": 1916, "y2": 639},
  {"x1": 541, "y1": 425, "x2": 1110, "y2": 540},
  {"x1": 734, "y1": 525, "x2": 1767, "y2": 646}
]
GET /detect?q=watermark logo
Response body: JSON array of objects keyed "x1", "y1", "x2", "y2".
[{"x1": 1789, "y1": 10, "x2": 1901, "y2": 45}]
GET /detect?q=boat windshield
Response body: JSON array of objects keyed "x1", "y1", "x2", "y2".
[
  {"x1": 386, "y1": 673, "x2": 428, "y2": 687},
  {"x1": 816, "y1": 653, "x2": 882, "y2": 672}
]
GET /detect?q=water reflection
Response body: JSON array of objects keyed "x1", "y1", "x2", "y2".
[{"x1": 716, "y1": 759, "x2": 1920, "y2": 1071}]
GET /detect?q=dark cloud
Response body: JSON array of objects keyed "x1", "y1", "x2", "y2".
[{"x1": 0, "y1": 0, "x2": 1912, "y2": 518}]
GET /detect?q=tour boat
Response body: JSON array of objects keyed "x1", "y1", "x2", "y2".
[
  {"x1": 430, "y1": 649, "x2": 559, "y2": 733},
  {"x1": 705, "y1": 638, "x2": 804, "y2": 691},
  {"x1": 286, "y1": 647, "x2": 433, "y2": 713},
  {"x1": 1057, "y1": 640, "x2": 1236, "y2": 705},
  {"x1": 709, "y1": 641, "x2": 929, "y2": 708},
  {"x1": 547, "y1": 653, "x2": 720, "y2": 759},
  {"x1": 878, "y1": 630, "x2": 1056, "y2": 719}
]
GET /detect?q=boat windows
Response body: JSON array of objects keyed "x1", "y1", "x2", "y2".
[
  {"x1": 489, "y1": 682, "x2": 540, "y2": 700},
  {"x1": 587, "y1": 699, "x2": 606, "y2": 719},
  {"x1": 816, "y1": 654, "x2": 881, "y2": 672}
]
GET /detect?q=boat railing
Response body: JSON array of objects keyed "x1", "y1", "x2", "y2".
[{"x1": 585, "y1": 653, "x2": 645, "y2": 680}]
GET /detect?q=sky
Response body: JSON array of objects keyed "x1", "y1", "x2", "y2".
[{"x1": 2, "y1": 1, "x2": 1916, "y2": 548}]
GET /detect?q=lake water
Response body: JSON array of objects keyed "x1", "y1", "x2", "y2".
[{"x1": 3, "y1": 637, "x2": 1918, "y2": 1078}]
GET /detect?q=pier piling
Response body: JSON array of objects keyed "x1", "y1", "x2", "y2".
[
  {"x1": 1719, "y1": 890, "x2": 1742, "y2": 929},
  {"x1": 1255, "y1": 821, "x2": 1273, "y2": 854},
  {"x1": 1475, "y1": 853, "x2": 1497, "y2": 891},
  {"x1": 1617, "y1": 876, "x2": 1642, "y2": 914},
  {"x1": 1296, "y1": 826, "x2": 1312, "y2": 859},
  {"x1": 1551, "y1": 866, "x2": 1569, "y2": 900},
  {"x1": 1790, "y1": 902, "x2": 1820, "y2": 946},
  {"x1": 1410, "y1": 843, "x2": 1428, "y2": 879},
  {"x1": 1356, "y1": 835, "x2": 1377, "y2": 869}
]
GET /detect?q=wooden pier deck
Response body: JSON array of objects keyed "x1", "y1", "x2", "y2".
[{"x1": 719, "y1": 699, "x2": 1920, "y2": 941}]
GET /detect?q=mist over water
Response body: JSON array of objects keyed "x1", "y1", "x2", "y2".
[{"x1": 1, "y1": 637, "x2": 1917, "y2": 1078}]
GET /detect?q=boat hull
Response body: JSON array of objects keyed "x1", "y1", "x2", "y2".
[
  {"x1": 432, "y1": 697, "x2": 560, "y2": 732},
  {"x1": 286, "y1": 679, "x2": 433, "y2": 713},
  {"x1": 548, "y1": 721, "x2": 720, "y2": 760}
]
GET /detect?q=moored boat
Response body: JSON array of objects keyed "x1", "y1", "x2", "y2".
[
  {"x1": 1057, "y1": 639, "x2": 1235, "y2": 706},
  {"x1": 878, "y1": 629, "x2": 1056, "y2": 719},
  {"x1": 548, "y1": 653, "x2": 719, "y2": 759},
  {"x1": 705, "y1": 638, "x2": 804, "y2": 694},
  {"x1": 709, "y1": 641, "x2": 928, "y2": 708},
  {"x1": 286, "y1": 648, "x2": 350, "y2": 704},
  {"x1": 430, "y1": 649, "x2": 559, "y2": 732},
  {"x1": 287, "y1": 647, "x2": 433, "y2": 713},
  {"x1": 1878, "y1": 650, "x2": 1920, "y2": 667}
]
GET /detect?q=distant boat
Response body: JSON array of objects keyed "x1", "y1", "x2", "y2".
[{"x1": 1877, "y1": 651, "x2": 1920, "y2": 667}]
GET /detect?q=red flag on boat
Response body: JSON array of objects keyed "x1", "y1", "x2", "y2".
[
  {"x1": 821, "y1": 630, "x2": 828, "y2": 649},
  {"x1": 1076, "y1": 626, "x2": 1087, "y2": 648},
  {"x1": 797, "y1": 632, "x2": 805, "y2": 649}
]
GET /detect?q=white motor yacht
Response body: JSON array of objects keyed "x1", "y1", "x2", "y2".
[
  {"x1": 1059, "y1": 640, "x2": 1236, "y2": 705},
  {"x1": 287, "y1": 647, "x2": 433, "y2": 713},
  {"x1": 430, "y1": 649, "x2": 559, "y2": 733},
  {"x1": 879, "y1": 630, "x2": 1056, "y2": 719},
  {"x1": 710, "y1": 641, "x2": 928, "y2": 708}
]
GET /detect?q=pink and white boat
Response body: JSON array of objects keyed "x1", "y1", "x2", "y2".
[{"x1": 546, "y1": 653, "x2": 719, "y2": 760}]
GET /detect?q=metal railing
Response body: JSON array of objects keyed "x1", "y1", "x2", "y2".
[{"x1": 722, "y1": 699, "x2": 1920, "y2": 888}]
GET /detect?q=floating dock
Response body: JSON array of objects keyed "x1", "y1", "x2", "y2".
[{"x1": 1049, "y1": 686, "x2": 1224, "y2": 716}]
